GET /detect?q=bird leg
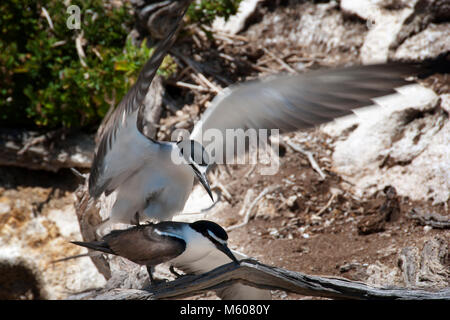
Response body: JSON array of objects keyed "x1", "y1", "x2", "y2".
[
  {"x1": 131, "y1": 212, "x2": 140, "y2": 226},
  {"x1": 146, "y1": 265, "x2": 167, "y2": 286},
  {"x1": 169, "y1": 265, "x2": 182, "y2": 278},
  {"x1": 95, "y1": 218, "x2": 112, "y2": 238},
  {"x1": 146, "y1": 265, "x2": 155, "y2": 283}
]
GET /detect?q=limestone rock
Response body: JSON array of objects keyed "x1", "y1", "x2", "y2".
[
  {"x1": 245, "y1": 1, "x2": 367, "y2": 66},
  {"x1": 212, "y1": 0, "x2": 263, "y2": 35},
  {"x1": 398, "y1": 236, "x2": 449, "y2": 289},
  {"x1": 341, "y1": 0, "x2": 449, "y2": 63},
  {"x1": 394, "y1": 23, "x2": 450, "y2": 61},
  {"x1": 341, "y1": 0, "x2": 417, "y2": 63},
  {"x1": 0, "y1": 191, "x2": 106, "y2": 299},
  {"x1": 322, "y1": 85, "x2": 449, "y2": 204}
]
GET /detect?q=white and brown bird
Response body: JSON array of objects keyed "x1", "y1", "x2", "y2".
[{"x1": 71, "y1": 220, "x2": 271, "y2": 300}]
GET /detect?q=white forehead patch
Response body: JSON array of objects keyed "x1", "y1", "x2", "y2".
[
  {"x1": 154, "y1": 228, "x2": 184, "y2": 241},
  {"x1": 207, "y1": 229, "x2": 227, "y2": 245}
]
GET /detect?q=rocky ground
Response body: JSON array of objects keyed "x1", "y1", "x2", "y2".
[{"x1": 0, "y1": 0, "x2": 448, "y2": 300}]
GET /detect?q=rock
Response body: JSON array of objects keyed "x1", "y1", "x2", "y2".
[
  {"x1": 322, "y1": 85, "x2": 449, "y2": 204},
  {"x1": 0, "y1": 190, "x2": 106, "y2": 299},
  {"x1": 341, "y1": 0, "x2": 449, "y2": 63},
  {"x1": 0, "y1": 249, "x2": 47, "y2": 299},
  {"x1": 341, "y1": 0, "x2": 417, "y2": 63},
  {"x1": 398, "y1": 236, "x2": 449, "y2": 289},
  {"x1": 0, "y1": 201, "x2": 11, "y2": 215},
  {"x1": 365, "y1": 261, "x2": 402, "y2": 287},
  {"x1": 212, "y1": 0, "x2": 263, "y2": 35},
  {"x1": 245, "y1": 1, "x2": 367, "y2": 66},
  {"x1": 394, "y1": 23, "x2": 450, "y2": 61}
]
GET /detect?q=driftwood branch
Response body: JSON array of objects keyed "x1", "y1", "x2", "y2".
[
  {"x1": 226, "y1": 185, "x2": 280, "y2": 231},
  {"x1": 0, "y1": 128, "x2": 94, "y2": 172},
  {"x1": 283, "y1": 139, "x2": 326, "y2": 181},
  {"x1": 408, "y1": 208, "x2": 450, "y2": 229},
  {"x1": 69, "y1": 259, "x2": 450, "y2": 300}
]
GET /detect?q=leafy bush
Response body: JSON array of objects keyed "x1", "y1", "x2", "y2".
[
  {"x1": 0, "y1": 0, "x2": 175, "y2": 129},
  {"x1": 0, "y1": 0, "x2": 240, "y2": 130},
  {"x1": 187, "y1": 0, "x2": 242, "y2": 25}
]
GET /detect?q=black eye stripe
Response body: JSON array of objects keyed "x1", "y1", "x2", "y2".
[{"x1": 190, "y1": 220, "x2": 228, "y2": 241}]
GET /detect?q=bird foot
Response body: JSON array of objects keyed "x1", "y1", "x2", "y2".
[
  {"x1": 148, "y1": 277, "x2": 168, "y2": 286},
  {"x1": 131, "y1": 212, "x2": 140, "y2": 226},
  {"x1": 146, "y1": 265, "x2": 168, "y2": 287},
  {"x1": 169, "y1": 265, "x2": 183, "y2": 279}
]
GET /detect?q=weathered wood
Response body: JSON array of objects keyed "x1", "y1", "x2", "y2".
[
  {"x1": 0, "y1": 128, "x2": 95, "y2": 172},
  {"x1": 69, "y1": 259, "x2": 450, "y2": 300},
  {"x1": 74, "y1": 179, "x2": 112, "y2": 280},
  {"x1": 73, "y1": 53, "x2": 171, "y2": 284},
  {"x1": 408, "y1": 208, "x2": 450, "y2": 229}
]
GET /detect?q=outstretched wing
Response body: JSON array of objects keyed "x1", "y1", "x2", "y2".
[
  {"x1": 72, "y1": 225, "x2": 186, "y2": 266},
  {"x1": 88, "y1": 0, "x2": 192, "y2": 198},
  {"x1": 104, "y1": 225, "x2": 186, "y2": 266},
  {"x1": 190, "y1": 62, "x2": 422, "y2": 164}
]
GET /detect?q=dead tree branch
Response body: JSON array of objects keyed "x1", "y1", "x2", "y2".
[
  {"x1": 69, "y1": 259, "x2": 450, "y2": 300},
  {"x1": 0, "y1": 128, "x2": 94, "y2": 172},
  {"x1": 408, "y1": 208, "x2": 450, "y2": 229},
  {"x1": 284, "y1": 139, "x2": 326, "y2": 181}
]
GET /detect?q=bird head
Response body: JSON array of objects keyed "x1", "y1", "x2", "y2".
[
  {"x1": 190, "y1": 220, "x2": 238, "y2": 264},
  {"x1": 176, "y1": 137, "x2": 213, "y2": 202}
]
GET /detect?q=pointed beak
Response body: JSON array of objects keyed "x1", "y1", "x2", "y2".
[
  {"x1": 193, "y1": 167, "x2": 214, "y2": 202},
  {"x1": 216, "y1": 243, "x2": 239, "y2": 264}
]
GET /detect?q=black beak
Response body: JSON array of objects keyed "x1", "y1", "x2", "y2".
[
  {"x1": 192, "y1": 166, "x2": 214, "y2": 202},
  {"x1": 216, "y1": 242, "x2": 239, "y2": 264}
]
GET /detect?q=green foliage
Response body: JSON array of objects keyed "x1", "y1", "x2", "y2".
[
  {"x1": 187, "y1": 0, "x2": 242, "y2": 25},
  {"x1": 0, "y1": 0, "x2": 176, "y2": 129},
  {"x1": 0, "y1": 0, "x2": 240, "y2": 130}
]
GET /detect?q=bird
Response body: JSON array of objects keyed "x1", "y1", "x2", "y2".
[
  {"x1": 88, "y1": 0, "x2": 207, "y2": 233},
  {"x1": 88, "y1": 0, "x2": 429, "y2": 232},
  {"x1": 71, "y1": 219, "x2": 270, "y2": 299}
]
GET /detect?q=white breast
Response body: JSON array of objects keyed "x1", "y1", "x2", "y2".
[
  {"x1": 142, "y1": 144, "x2": 195, "y2": 220},
  {"x1": 108, "y1": 143, "x2": 195, "y2": 224},
  {"x1": 169, "y1": 225, "x2": 217, "y2": 267},
  {"x1": 170, "y1": 226, "x2": 272, "y2": 300}
]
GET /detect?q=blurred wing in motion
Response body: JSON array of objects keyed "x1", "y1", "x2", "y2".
[{"x1": 190, "y1": 62, "x2": 422, "y2": 164}]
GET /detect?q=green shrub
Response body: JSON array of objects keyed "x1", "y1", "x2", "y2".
[
  {"x1": 0, "y1": 0, "x2": 240, "y2": 130},
  {"x1": 187, "y1": 0, "x2": 241, "y2": 25},
  {"x1": 0, "y1": 0, "x2": 176, "y2": 130}
]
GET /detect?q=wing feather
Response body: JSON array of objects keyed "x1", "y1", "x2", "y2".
[
  {"x1": 103, "y1": 225, "x2": 186, "y2": 266},
  {"x1": 88, "y1": 1, "x2": 192, "y2": 198},
  {"x1": 190, "y1": 62, "x2": 422, "y2": 164}
]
